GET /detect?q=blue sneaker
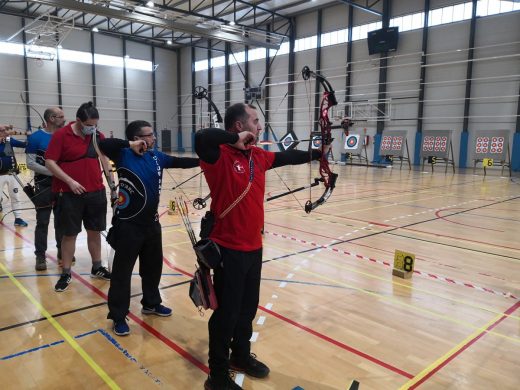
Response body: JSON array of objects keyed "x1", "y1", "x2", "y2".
[
  {"x1": 14, "y1": 218, "x2": 28, "y2": 227},
  {"x1": 141, "y1": 304, "x2": 172, "y2": 317},
  {"x1": 113, "y1": 319, "x2": 130, "y2": 336}
]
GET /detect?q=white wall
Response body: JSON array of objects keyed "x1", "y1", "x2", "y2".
[
  {"x1": 0, "y1": 14, "x2": 177, "y2": 145},
  {"x1": 186, "y1": 1, "x2": 519, "y2": 165}
]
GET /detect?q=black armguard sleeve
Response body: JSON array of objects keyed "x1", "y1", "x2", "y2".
[
  {"x1": 271, "y1": 149, "x2": 321, "y2": 169},
  {"x1": 99, "y1": 138, "x2": 129, "y2": 162},
  {"x1": 195, "y1": 128, "x2": 239, "y2": 164},
  {"x1": 168, "y1": 156, "x2": 200, "y2": 169}
]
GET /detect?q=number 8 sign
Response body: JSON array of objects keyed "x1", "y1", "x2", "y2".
[{"x1": 393, "y1": 250, "x2": 415, "y2": 278}]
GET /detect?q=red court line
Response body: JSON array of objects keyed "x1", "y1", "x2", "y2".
[
  {"x1": 311, "y1": 213, "x2": 520, "y2": 252},
  {"x1": 0, "y1": 221, "x2": 208, "y2": 374},
  {"x1": 410, "y1": 300, "x2": 520, "y2": 389},
  {"x1": 434, "y1": 209, "x2": 504, "y2": 232},
  {"x1": 259, "y1": 306, "x2": 414, "y2": 379}
]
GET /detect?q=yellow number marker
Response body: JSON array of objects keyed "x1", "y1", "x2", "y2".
[
  {"x1": 482, "y1": 158, "x2": 493, "y2": 167},
  {"x1": 392, "y1": 250, "x2": 415, "y2": 279}
]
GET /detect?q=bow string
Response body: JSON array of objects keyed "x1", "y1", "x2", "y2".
[{"x1": 301, "y1": 65, "x2": 339, "y2": 213}]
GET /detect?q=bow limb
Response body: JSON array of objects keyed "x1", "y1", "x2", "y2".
[
  {"x1": 92, "y1": 131, "x2": 118, "y2": 207},
  {"x1": 194, "y1": 86, "x2": 223, "y2": 127},
  {"x1": 20, "y1": 93, "x2": 45, "y2": 129},
  {"x1": 301, "y1": 65, "x2": 339, "y2": 213}
]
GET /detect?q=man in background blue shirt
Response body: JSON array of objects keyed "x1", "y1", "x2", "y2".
[{"x1": 25, "y1": 107, "x2": 66, "y2": 271}]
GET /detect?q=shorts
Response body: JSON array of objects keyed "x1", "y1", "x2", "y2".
[{"x1": 56, "y1": 190, "x2": 107, "y2": 236}]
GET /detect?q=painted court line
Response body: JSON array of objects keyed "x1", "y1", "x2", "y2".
[
  {"x1": 264, "y1": 230, "x2": 518, "y2": 300},
  {"x1": 400, "y1": 300, "x2": 520, "y2": 389},
  {"x1": 0, "y1": 259, "x2": 120, "y2": 390},
  {"x1": 259, "y1": 305, "x2": 414, "y2": 379},
  {"x1": 1, "y1": 328, "x2": 163, "y2": 385}
]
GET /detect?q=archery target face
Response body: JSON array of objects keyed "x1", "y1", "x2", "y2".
[
  {"x1": 280, "y1": 131, "x2": 298, "y2": 151},
  {"x1": 475, "y1": 136, "x2": 489, "y2": 154},
  {"x1": 344, "y1": 134, "x2": 360, "y2": 150},
  {"x1": 423, "y1": 136, "x2": 447, "y2": 152},
  {"x1": 475, "y1": 136, "x2": 505, "y2": 154},
  {"x1": 381, "y1": 136, "x2": 392, "y2": 150},
  {"x1": 391, "y1": 136, "x2": 403, "y2": 151},
  {"x1": 422, "y1": 136, "x2": 434, "y2": 151},
  {"x1": 490, "y1": 137, "x2": 504, "y2": 153},
  {"x1": 311, "y1": 135, "x2": 322, "y2": 150}
]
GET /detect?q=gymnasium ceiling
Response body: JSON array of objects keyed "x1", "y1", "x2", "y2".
[{"x1": 0, "y1": 0, "x2": 383, "y2": 51}]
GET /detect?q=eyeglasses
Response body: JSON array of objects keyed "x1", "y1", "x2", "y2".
[
  {"x1": 52, "y1": 115, "x2": 65, "y2": 119},
  {"x1": 138, "y1": 133, "x2": 155, "y2": 138}
]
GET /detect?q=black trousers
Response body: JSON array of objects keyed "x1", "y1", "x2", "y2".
[
  {"x1": 33, "y1": 182, "x2": 61, "y2": 258},
  {"x1": 107, "y1": 220, "x2": 163, "y2": 321},
  {"x1": 208, "y1": 245, "x2": 262, "y2": 379}
]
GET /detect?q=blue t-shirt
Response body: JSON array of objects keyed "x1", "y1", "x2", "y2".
[
  {"x1": 114, "y1": 149, "x2": 175, "y2": 225},
  {"x1": 25, "y1": 129, "x2": 52, "y2": 184}
]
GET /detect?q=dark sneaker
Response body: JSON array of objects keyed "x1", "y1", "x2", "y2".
[
  {"x1": 14, "y1": 218, "x2": 28, "y2": 227},
  {"x1": 113, "y1": 319, "x2": 130, "y2": 336},
  {"x1": 91, "y1": 266, "x2": 111, "y2": 280},
  {"x1": 141, "y1": 304, "x2": 172, "y2": 317},
  {"x1": 230, "y1": 353, "x2": 270, "y2": 378},
  {"x1": 54, "y1": 273, "x2": 71, "y2": 292},
  {"x1": 35, "y1": 256, "x2": 47, "y2": 271},
  {"x1": 204, "y1": 374, "x2": 242, "y2": 390}
]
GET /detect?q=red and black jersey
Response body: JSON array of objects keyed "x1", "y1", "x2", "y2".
[{"x1": 200, "y1": 144, "x2": 275, "y2": 251}]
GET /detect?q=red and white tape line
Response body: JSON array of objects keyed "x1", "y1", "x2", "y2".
[{"x1": 264, "y1": 230, "x2": 518, "y2": 300}]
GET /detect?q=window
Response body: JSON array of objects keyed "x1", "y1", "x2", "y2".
[
  {"x1": 94, "y1": 53, "x2": 124, "y2": 68},
  {"x1": 125, "y1": 57, "x2": 153, "y2": 71},
  {"x1": 195, "y1": 59, "x2": 208, "y2": 71},
  {"x1": 429, "y1": 8, "x2": 443, "y2": 26},
  {"x1": 321, "y1": 32, "x2": 331, "y2": 47},
  {"x1": 59, "y1": 48, "x2": 92, "y2": 64},
  {"x1": 210, "y1": 56, "x2": 225, "y2": 68},
  {"x1": 229, "y1": 51, "x2": 245, "y2": 65},
  {"x1": 0, "y1": 41, "x2": 24, "y2": 55}
]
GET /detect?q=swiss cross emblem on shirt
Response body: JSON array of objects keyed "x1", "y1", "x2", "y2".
[{"x1": 233, "y1": 160, "x2": 245, "y2": 174}]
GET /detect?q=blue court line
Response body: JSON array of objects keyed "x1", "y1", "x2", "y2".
[
  {"x1": 0, "y1": 329, "x2": 96, "y2": 360},
  {"x1": 1, "y1": 328, "x2": 163, "y2": 385},
  {"x1": 98, "y1": 329, "x2": 162, "y2": 385}
]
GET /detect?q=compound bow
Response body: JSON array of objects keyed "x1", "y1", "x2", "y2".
[
  {"x1": 301, "y1": 65, "x2": 338, "y2": 213},
  {"x1": 266, "y1": 66, "x2": 338, "y2": 213}
]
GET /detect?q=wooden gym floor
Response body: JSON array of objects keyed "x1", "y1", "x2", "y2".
[{"x1": 0, "y1": 162, "x2": 519, "y2": 389}]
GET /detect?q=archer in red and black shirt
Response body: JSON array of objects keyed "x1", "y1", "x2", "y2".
[{"x1": 195, "y1": 103, "x2": 326, "y2": 390}]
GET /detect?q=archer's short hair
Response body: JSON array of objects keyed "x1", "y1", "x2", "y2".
[
  {"x1": 224, "y1": 103, "x2": 256, "y2": 131},
  {"x1": 126, "y1": 120, "x2": 152, "y2": 140}
]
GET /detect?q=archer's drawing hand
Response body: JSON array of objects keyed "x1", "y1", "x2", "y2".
[
  {"x1": 233, "y1": 131, "x2": 256, "y2": 150},
  {"x1": 130, "y1": 140, "x2": 147, "y2": 155}
]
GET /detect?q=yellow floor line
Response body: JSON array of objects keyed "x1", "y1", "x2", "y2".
[
  {"x1": 398, "y1": 313, "x2": 504, "y2": 389},
  {"x1": 0, "y1": 262, "x2": 120, "y2": 390},
  {"x1": 262, "y1": 242, "x2": 520, "y2": 344}
]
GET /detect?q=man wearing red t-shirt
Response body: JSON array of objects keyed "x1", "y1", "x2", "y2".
[
  {"x1": 195, "y1": 103, "x2": 328, "y2": 390},
  {"x1": 45, "y1": 102, "x2": 112, "y2": 292}
]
